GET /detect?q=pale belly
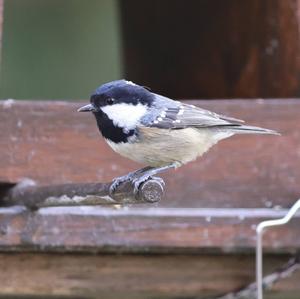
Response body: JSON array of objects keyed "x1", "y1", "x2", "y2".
[{"x1": 106, "y1": 127, "x2": 232, "y2": 167}]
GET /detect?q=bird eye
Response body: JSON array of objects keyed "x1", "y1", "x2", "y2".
[{"x1": 106, "y1": 97, "x2": 114, "y2": 105}]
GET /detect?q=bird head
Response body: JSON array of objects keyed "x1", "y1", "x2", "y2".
[
  {"x1": 78, "y1": 80, "x2": 154, "y2": 131},
  {"x1": 78, "y1": 80, "x2": 153, "y2": 113}
]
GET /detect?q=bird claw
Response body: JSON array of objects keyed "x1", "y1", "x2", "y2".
[{"x1": 109, "y1": 173, "x2": 134, "y2": 196}]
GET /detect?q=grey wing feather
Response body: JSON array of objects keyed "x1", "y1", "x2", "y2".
[{"x1": 141, "y1": 94, "x2": 244, "y2": 129}]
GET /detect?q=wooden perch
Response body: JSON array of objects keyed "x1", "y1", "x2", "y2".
[
  {"x1": 215, "y1": 255, "x2": 300, "y2": 299},
  {"x1": 0, "y1": 177, "x2": 165, "y2": 209}
]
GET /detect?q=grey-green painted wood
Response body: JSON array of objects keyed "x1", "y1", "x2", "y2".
[{"x1": 0, "y1": 0, "x2": 122, "y2": 99}]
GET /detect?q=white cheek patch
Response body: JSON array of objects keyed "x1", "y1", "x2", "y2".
[{"x1": 101, "y1": 103, "x2": 147, "y2": 129}]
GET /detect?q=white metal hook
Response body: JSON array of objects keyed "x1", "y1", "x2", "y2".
[{"x1": 256, "y1": 199, "x2": 300, "y2": 299}]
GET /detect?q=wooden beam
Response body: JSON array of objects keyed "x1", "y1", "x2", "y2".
[
  {"x1": 0, "y1": 207, "x2": 299, "y2": 253},
  {"x1": 0, "y1": 253, "x2": 297, "y2": 298},
  {"x1": 0, "y1": 99, "x2": 299, "y2": 209}
]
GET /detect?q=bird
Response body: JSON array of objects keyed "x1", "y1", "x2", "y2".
[{"x1": 78, "y1": 79, "x2": 279, "y2": 195}]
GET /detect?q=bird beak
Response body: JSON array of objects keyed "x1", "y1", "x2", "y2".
[{"x1": 77, "y1": 104, "x2": 96, "y2": 112}]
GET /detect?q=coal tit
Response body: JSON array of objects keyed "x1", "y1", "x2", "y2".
[{"x1": 78, "y1": 79, "x2": 279, "y2": 194}]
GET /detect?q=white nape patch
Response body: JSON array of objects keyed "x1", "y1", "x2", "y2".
[
  {"x1": 101, "y1": 103, "x2": 147, "y2": 129},
  {"x1": 126, "y1": 80, "x2": 136, "y2": 86}
]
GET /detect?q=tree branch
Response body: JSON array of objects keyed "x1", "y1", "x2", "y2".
[
  {"x1": 0, "y1": 177, "x2": 165, "y2": 210},
  {"x1": 214, "y1": 255, "x2": 300, "y2": 299}
]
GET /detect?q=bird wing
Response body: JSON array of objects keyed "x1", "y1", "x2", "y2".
[{"x1": 141, "y1": 94, "x2": 244, "y2": 130}]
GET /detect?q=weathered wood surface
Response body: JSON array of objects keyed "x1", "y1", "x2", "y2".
[
  {"x1": 0, "y1": 207, "x2": 298, "y2": 253},
  {"x1": 0, "y1": 253, "x2": 297, "y2": 299},
  {"x1": 121, "y1": 0, "x2": 300, "y2": 99},
  {"x1": 2, "y1": 179, "x2": 164, "y2": 209},
  {"x1": 0, "y1": 99, "x2": 299, "y2": 209},
  {"x1": 0, "y1": 100, "x2": 299, "y2": 298}
]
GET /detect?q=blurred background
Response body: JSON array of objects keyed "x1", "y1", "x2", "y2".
[
  {"x1": 2, "y1": 0, "x2": 300, "y2": 99},
  {"x1": 0, "y1": 1, "x2": 300, "y2": 299}
]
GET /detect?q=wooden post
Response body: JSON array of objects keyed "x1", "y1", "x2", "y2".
[{"x1": 121, "y1": 0, "x2": 300, "y2": 98}]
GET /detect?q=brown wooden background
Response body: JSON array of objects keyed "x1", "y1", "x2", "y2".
[{"x1": 121, "y1": 0, "x2": 300, "y2": 99}]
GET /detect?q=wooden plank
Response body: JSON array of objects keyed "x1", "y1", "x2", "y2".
[
  {"x1": 1, "y1": 99, "x2": 299, "y2": 209},
  {"x1": 0, "y1": 253, "x2": 297, "y2": 298},
  {"x1": 121, "y1": 0, "x2": 300, "y2": 98},
  {"x1": 0, "y1": 207, "x2": 299, "y2": 253}
]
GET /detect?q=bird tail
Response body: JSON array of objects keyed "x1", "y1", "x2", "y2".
[{"x1": 228, "y1": 125, "x2": 280, "y2": 135}]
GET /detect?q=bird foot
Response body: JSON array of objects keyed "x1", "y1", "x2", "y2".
[
  {"x1": 109, "y1": 172, "x2": 136, "y2": 196},
  {"x1": 109, "y1": 171, "x2": 165, "y2": 197}
]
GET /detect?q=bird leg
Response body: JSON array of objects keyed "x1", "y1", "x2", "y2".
[
  {"x1": 109, "y1": 163, "x2": 177, "y2": 196},
  {"x1": 131, "y1": 163, "x2": 177, "y2": 194},
  {"x1": 109, "y1": 166, "x2": 152, "y2": 195}
]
